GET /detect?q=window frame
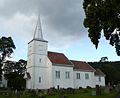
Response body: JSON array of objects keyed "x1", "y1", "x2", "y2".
[
  {"x1": 98, "y1": 77, "x2": 101, "y2": 82},
  {"x1": 39, "y1": 77, "x2": 41, "y2": 83},
  {"x1": 76, "y1": 73, "x2": 80, "y2": 79},
  {"x1": 56, "y1": 71, "x2": 60, "y2": 79},
  {"x1": 39, "y1": 58, "x2": 41, "y2": 63},
  {"x1": 65, "y1": 71, "x2": 70, "y2": 79},
  {"x1": 85, "y1": 73, "x2": 89, "y2": 80}
]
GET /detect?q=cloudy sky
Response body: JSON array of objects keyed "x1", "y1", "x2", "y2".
[{"x1": 0, "y1": 0, "x2": 120, "y2": 62}]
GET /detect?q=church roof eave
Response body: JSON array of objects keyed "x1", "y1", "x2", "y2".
[{"x1": 28, "y1": 38, "x2": 48, "y2": 44}]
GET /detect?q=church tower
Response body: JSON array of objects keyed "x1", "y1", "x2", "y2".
[{"x1": 26, "y1": 14, "x2": 51, "y2": 89}]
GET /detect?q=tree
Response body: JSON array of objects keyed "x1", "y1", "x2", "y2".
[
  {"x1": 101, "y1": 64, "x2": 116, "y2": 85},
  {"x1": 0, "y1": 36, "x2": 16, "y2": 80},
  {"x1": 100, "y1": 57, "x2": 108, "y2": 62},
  {"x1": 83, "y1": 0, "x2": 120, "y2": 55},
  {"x1": 89, "y1": 61, "x2": 120, "y2": 85},
  {"x1": 3, "y1": 59, "x2": 27, "y2": 90}
]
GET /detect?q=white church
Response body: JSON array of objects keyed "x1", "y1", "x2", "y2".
[{"x1": 24, "y1": 15, "x2": 105, "y2": 90}]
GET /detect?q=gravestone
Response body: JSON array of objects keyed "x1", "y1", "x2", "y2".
[
  {"x1": 16, "y1": 90, "x2": 20, "y2": 98},
  {"x1": 104, "y1": 86, "x2": 110, "y2": 94},
  {"x1": 91, "y1": 90, "x2": 96, "y2": 96},
  {"x1": 116, "y1": 83, "x2": 120, "y2": 93},
  {"x1": 96, "y1": 85, "x2": 101, "y2": 96},
  {"x1": 57, "y1": 85, "x2": 60, "y2": 90}
]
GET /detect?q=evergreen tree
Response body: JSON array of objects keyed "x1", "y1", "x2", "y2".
[
  {"x1": 83, "y1": 0, "x2": 120, "y2": 55},
  {"x1": 0, "y1": 36, "x2": 15, "y2": 80}
]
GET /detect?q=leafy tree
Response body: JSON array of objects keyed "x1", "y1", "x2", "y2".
[
  {"x1": 3, "y1": 59, "x2": 27, "y2": 90},
  {"x1": 83, "y1": 0, "x2": 120, "y2": 55},
  {"x1": 101, "y1": 64, "x2": 116, "y2": 85},
  {"x1": 0, "y1": 36, "x2": 15, "y2": 80},
  {"x1": 89, "y1": 61, "x2": 120, "y2": 85},
  {"x1": 100, "y1": 57, "x2": 108, "y2": 62}
]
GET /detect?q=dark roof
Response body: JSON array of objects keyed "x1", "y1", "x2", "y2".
[
  {"x1": 71, "y1": 60, "x2": 95, "y2": 71},
  {"x1": 48, "y1": 51, "x2": 73, "y2": 65},
  {"x1": 95, "y1": 68, "x2": 105, "y2": 76}
]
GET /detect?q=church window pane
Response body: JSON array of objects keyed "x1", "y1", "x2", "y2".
[
  {"x1": 85, "y1": 73, "x2": 89, "y2": 79},
  {"x1": 39, "y1": 59, "x2": 41, "y2": 62},
  {"x1": 56, "y1": 71, "x2": 60, "y2": 79},
  {"x1": 98, "y1": 77, "x2": 101, "y2": 82},
  {"x1": 65, "y1": 72, "x2": 70, "y2": 79},
  {"x1": 76, "y1": 73, "x2": 80, "y2": 79},
  {"x1": 39, "y1": 77, "x2": 41, "y2": 83}
]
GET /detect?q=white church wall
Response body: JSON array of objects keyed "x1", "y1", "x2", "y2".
[
  {"x1": 47, "y1": 58, "x2": 53, "y2": 86},
  {"x1": 26, "y1": 67, "x2": 33, "y2": 89},
  {"x1": 73, "y1": 70, "x2": 95, "y2": 88},
  {"x1": 27, "y1": 60, "x2": 52, "y2": 89},
  {"x1": 27, "y1": 63, "x2": 52, "y2": 89},
  {"x1": 26, "y1": 39, "x2": 50, "y2": 89},
  {"x1": 33, "y1": 67, "x2": 51, "y2": 89},
  {"x1": 27, "y1": 40, "x2": 48, "y2": 57},
  {"x1": 33, "y1": 40, "x2": 48, "y2": 55},
  {"x1": 52, "y1": 65, "x2": 74, "y2": 89},
  {"x1": 95, "y1": 76, "x2": 105, "y2": 86}
]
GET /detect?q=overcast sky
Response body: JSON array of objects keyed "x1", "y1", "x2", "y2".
[{"x1": 0, "y1": 0, "x2": 120, "y2": 62}]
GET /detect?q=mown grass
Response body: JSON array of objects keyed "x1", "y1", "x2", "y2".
[{"x1": 0, "y1": 88, "x2": 117, "y2": 98}]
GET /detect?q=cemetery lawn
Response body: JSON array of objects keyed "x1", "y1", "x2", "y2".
[
  {"x1": 45, "y1": 89, "x2": 116, "y2": 98},
  {"x1": 0, "y1": 93, "x2": 116, "y2": 98},
  {"x1": 0, "y1": 88, "x2": 117, "y2": 98}
]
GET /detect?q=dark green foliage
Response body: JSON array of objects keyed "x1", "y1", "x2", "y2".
[
  {"x1": 66, "y1": 88, "x2": 74, "y2": 94},
  {"x1": 100, "y1": 57, "x2": 108, "y2": 62},
  {"x1": 30, "y1": 90, "x2": 37, "y2": 97},
  {"x1": 82, "y1": 89, "x2": 89, "y2": 93},
  {"x1": 83, "y1": 0, "x2": 120, "y2": 55},
  {"x1": 0, "y1": 37, "x2": 16, "y2": 60},
  {"x1": 0, "y1": 88, "x2": 117, "y2": 98},
  {"x1": 3, "y1": 59, "x2": 27, "y2": 90},
  {"x1": 0, "y1": 36, "x2": 15, "y2": 80},
  {"x1": 89, "y1": 61, "x2": 120, "y2": 85}
]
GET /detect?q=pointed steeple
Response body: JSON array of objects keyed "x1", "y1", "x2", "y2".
[{"x1": 33, "y1": 13, "x2": 43, "y2": 40}]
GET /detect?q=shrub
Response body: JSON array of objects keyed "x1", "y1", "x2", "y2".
[
  {"x1": 30, "y1": 90, "x2": 37, "y2": 97},
  {"x1": 66, "y1": 88, "x2": 74, "y2": 94},
  {"x1": 87, "y1": 86, "x2": 92, "y2": 89},
  {"x1": 59, "y1": 94, "x2": 68, "y2": 98},
  {"x1": 79, "y1": 87, "x2": 83, "y2": 90},
  {"x1": 83, "y1": 89, "x2": 89, "y2": 93},
  {"x1": 0, "y1": 87, "x2": 7, "y2": 90}
]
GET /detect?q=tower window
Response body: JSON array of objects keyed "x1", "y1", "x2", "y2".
[
  {"x1": 39, "y1": 77, "x2": 41, "y2": 83},
  {"x1": 39, "y1": 59, "x2": 41, "y2": 63}
]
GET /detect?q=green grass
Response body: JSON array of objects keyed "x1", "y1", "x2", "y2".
[
  {"x1": 0, "y1": 88, "x2": 117, "y2": 98},
  {"x1": 45, "y1": 90, "x2": 117, "y2": 98}
]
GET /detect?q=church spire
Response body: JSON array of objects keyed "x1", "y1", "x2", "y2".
[{"x1": 33, "y1": 13, "x2": 43, "y2": 40}]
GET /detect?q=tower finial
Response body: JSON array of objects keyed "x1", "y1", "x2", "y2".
[{"x1": 33, "y1": 11, "x2": 43, "y2": 40}]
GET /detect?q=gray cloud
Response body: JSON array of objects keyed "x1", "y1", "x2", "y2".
[{"x1": 0, "y1": 0, "x2": 87, "y2": 51}]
